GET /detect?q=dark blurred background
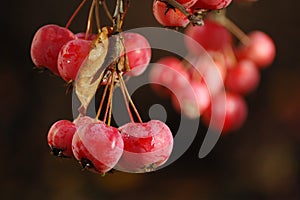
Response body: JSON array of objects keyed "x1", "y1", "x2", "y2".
[{"x1": 1, "y1": 0, "x2": 300, "y2": 199}]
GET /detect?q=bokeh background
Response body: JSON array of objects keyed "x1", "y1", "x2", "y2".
[{"x1": 1, "y1": 0, "x2": 300, "y2": 199}]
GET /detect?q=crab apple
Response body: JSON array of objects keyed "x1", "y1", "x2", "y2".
[
  {"x1": 202, "y1": 92, "x2": 248, "y2": 134},
  {"x1": 30, "y1": 24, "x2": 76, "y2": 75},
  {"x1": 115, "y1": 120, "x2": 173, "y2": 173},
  {"x1": 47, "y1": 120, "x2": 76, "y2": 157},
  {"x1": 191, "y1": 0, "x2": 233, "y2": 10},
  {"x1": 187, "y1": 52, "x2": 227, "y2": 95},
  {"x1": 57, "y1": 39, "x2": 92, "y2": 82},
  {"x1": 235, "y1": 31, "x2": 276, "y2": 68},
  {"x1": 225, "y1": 59, "x2": 260, "y2": 95},
  {"x1": 149, "y1": 56, "x2": 189, "y2": 98},
  {"x1": 72, "y1": 117, "x2": 124, "y2": 174},
  {"x1": 184, "y1": 19, "x2": 232, "y2": 54},
  {"x1": 172, "y1": 81, "x2": 210, "y2": 118},
  {"x1": 153, "y1": 0, "x2": 190, "y2": 27},
  {"x1": 123, "y1": 32, "x2": 151, "y2": 76}
]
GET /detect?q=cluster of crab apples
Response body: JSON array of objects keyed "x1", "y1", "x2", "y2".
[
  {"x1": 30, "y1": 23, "x2": 174, "y2": 174},
  {"x1": 30, "y1": 0, "x2": 275, "y2": 174},
  {"x1": 47, "y1": 117, "x2": 173, "y2": 174},
  {"x1": 150, "y1": 0, "x2": 275, "y2": 134},
  {"x1": 149, "y1": 17, "x2": 275, "y2": 133}
]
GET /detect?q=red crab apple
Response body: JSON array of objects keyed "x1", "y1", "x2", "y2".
[
  {"x1": 149, "y1": 56, "x2": 189, "y2": 98},
  {"x1": 235, "y1": 31, "x2": 276, "y2": 68},
  {"x1": 202, "y1": 92, "x2": 248, "y2": 134},
  {"x1": 57, "y1": 38, "x2": 92, "y2": 82},
  {"x1": 47, "y1": 119, "x2": 76, "y2": 157},
  {"x1": 184, "y1": 19, "x2": 232, "y2": 54},
  {"x1": 186, "y1": 52, "x2": 227, "y2": 95},
  {"x1": 30, "y1": 24, "x2": 76, "y2": 75},
  {"x1": 115, "y1": 120, "x2": 173, "y2": 173},
  {"x1": 153, "y1": 0, "x2": 190, "y2": 27},
  {"x1": 123, "y1": 32, "x2": 151, "y2": 76},
  {"x1": 72, "y1": 116, "x2": 124, "y2": 174},
  {"x1": 172, "y1": 81, "x2": 211, "y2": 118},
  {"x1": 225, "y1": 59, "x2": 260, "y2": 95}
]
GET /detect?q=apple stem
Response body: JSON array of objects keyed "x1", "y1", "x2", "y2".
[
  {"x1": 119, "y1": 73, "x2": 143, "y2": 123},
  {"x1": 118, "y1": 73, "x2": 135, "y2": 123},
  {"x1": 85, "y1": 0, "x2": 97, "y2": 39},
  {"x1": 95, "y1": 0, "x2": 101, "y2": 33},
  {"x1": 211, "y1": 11, "x2": 250, "y2": 46},
  {"x1": 103, "y1": 70, "x2": 116, "y2": 125},
  {"x1": 222, "y1": 17, "x2": 250, "y2": 46},
  {"x1": 65, "y1": 0, "x2": 87, "y2": 29},
  {"x1": 96, "y1": 72, "x2": 110, "y2": 119},
  {"x1": 120, "y1": 1, "x2": 130, "y2": 28},
  {"x1": 100, "y1": 0, "x2": 114, "y2": 22}
]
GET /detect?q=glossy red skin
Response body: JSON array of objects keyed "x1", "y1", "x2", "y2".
[
  {"x1": 153, "y1": 0, "x2": 190, "y2": 27},
  {"x1": 57, "y1": 39, "x2": 92, "y2": 82},
  {"x1": 123, "y1": 32, "x2": 151, "y2": 76},
  {"x1": 225, "y1": 59, "x2": 260, "y2": 95},
  {"x1": 191, "y1": 0, "x2": 232, "y2": 10},
  {"x1": 115, "y1": 120, "x2": 173, "y2": 172},
  {"x1": 185, "y1": 20, "x2": 232, "y2": 54},
  {"x1": 30, "y1": 24, "x2": 76, "y2": 75},
  {"x1": 235, "y1": 31, "x2": 276, "y2": 68},
  {"x1": 47, "y1": 120, "x2": 76, "y2": 157},
  {"x1": 202, "y1": 92, "x2": 248, "y2": 134},
  {"x1": 72, "y1": 119, "x2": 124, "y2": 173},
  {"x1": 149, "y1": 56, "x2": 190, "y2": 98}
]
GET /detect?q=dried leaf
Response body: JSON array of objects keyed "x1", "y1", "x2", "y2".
[{"x1": 74, "y1": 27, "x2": 110, "y2": 115}]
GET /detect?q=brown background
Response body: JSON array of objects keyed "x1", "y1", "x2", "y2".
[{"x1": 1, "y1": 0, "x2": 300, "y2": 199}]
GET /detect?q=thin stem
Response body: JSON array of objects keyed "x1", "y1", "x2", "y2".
[
  {"x1": 100, "y1": 0, "x2": 114, "y2": 22},
  {"x1": 103, "y1": 70, "x2": 116, "y2": 124},
  {"x1": 119, "y1": 74, "x2": 143, "y2": 123},
  {"x1": 95, "y1": 0, "x2": 101, "y2": 33},
  {"x1": 65, "y1": 0, "x2": 87, "y2": 29},
  {"x1": 118, "y1": 73, "x2": 135, "y2": 123},
  {"x1": 224, "y1": 17, "x2": 250, "y2": 45},
  {"x1": 96, "y1": 75, "x2": 110, "y2": 119},
  {"x1": 107, "y1": 88, "x2": 113, "y2": 126},
  {"x1": 120, "y1": 1, "x2": 130, "y2": 28},
  {"x1": 86, "y1": 0, "x2": 96, "y2": 39}
]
